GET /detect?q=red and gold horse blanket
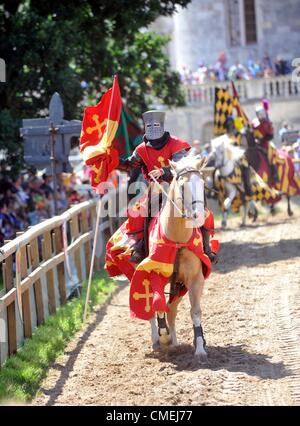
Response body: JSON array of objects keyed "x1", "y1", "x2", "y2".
[{"x1": 105, "y1": 210, "x2": 219, "y2": 320}]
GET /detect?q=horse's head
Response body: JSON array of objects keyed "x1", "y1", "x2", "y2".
[
  {"x1": 169, "y1": 156, "x2": 207, "y2": 227},
  {"x1": 211, "y1": 134, "x2": 245, "y2": 168}
]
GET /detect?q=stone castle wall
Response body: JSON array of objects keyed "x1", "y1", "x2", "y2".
[
  {"x1": 151, "y1": 0, "x2": 300, "y2": 70},
  {"x1": 165, "y1": 97, "x2": 300, "y2": 145}
]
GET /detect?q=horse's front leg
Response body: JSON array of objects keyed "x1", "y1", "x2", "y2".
[
  {"x1": 222, "y1": 182, "x2": 237, "y2": 228},
  {"x1": 240, "y1": 201, "x2": 248, "y2": 227},
  {"x1": 287, "y1": 195, "x2": 293, "y2": 217},
  {"x1": 188, "y1": 268, "x2": 207, "y2": 362},
  {"x1": 157, "y1": 311, "x2": 171, "y2": 345},
  {"x1": 149, "y1": 315, "x2": 160, "y2": 351},
  {"x1": 167, "y1": 296, "x2": 182, "y2": 346}
]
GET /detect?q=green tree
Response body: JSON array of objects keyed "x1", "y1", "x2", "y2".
[{"x1": 0, "y1": 0, "x2": 190, "y2": 176}]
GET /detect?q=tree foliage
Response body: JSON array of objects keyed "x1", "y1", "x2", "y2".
[{"x1": 0, "y1": 0, "x2": 190, "y2": 175}]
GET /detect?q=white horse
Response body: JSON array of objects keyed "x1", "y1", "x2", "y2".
[{"x1": 211, "y1": 134, "x2": 257, "y2": 228}]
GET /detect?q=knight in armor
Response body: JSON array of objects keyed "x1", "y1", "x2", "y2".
[
  {"x1": 225, "y1": 115, "x2": 253, "y2": 198},
  {"x1": 120, "y1": 110, "x2": 217, "y2": 264},
  {"x1": 252, "y1": 103, "x2": 279, "y2": 184}
]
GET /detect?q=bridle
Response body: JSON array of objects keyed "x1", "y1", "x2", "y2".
[{"x1": 150, "y1": 166, "x2": 204, "y2": 218}]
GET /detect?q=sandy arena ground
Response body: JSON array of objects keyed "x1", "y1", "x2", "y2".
[{"x1": 33, "y1": 203, "x2": 300, "y2": 406}]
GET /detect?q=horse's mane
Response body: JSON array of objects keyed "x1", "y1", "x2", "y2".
[
  {"x1": 174, "y1": 154, "x2": 207, "y2": 173},
  {"x1": 211, "y1": 134, "x2": 245, "y2": 163}
]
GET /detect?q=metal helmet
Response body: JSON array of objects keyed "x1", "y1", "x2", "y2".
[
  {"x1": 255, "y1": 104, "x2": 267, "y2": 121},
  {"x1": 142, "y1": 110, "x2": 165, "y2": 140}
]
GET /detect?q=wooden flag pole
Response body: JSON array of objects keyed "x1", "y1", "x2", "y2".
[
  {"x1": 83, "y1": 197, "x2": 102, "y2": 322},
  {"x1": 82, "y1": 74, "x2": 121, "y2": 322}
]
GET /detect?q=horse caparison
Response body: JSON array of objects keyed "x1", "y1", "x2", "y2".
[{"x1": 149, "y1": 156, "x2": 209, "y2": 362}]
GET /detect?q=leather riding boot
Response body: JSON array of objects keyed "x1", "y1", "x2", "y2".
[
  {"x1": 201, "y1": 226, "x2": 218, "y2": 265},
  {"x1": 241, "y1": 165, "x2": 253, "y2": 197},
  {"x1": 270, "y1": 164, "x2": 279, "y2": 184},
  {"x1": 130, "y1": 238, "x2": 146, "y2": 264}
]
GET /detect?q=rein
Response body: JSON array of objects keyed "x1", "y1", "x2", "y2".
[{"x1": 149, "y1": 167, "x2": 203, "y2": 218}]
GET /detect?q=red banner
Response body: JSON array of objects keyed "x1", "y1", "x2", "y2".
[{"x1": 80, "y1": 75, "x2": 122, "y2": 188}]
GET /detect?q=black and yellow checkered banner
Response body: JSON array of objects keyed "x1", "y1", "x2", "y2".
[
  {"x1": 215, "y1": 160, "x2": 281, "y2": 213},
  {"x1": 214, "y1": 88, "x2": 234, "y2": 136}
]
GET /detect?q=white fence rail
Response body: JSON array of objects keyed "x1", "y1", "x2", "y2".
[{"x1": 0, "y1": 186, "x2": 126, "y2": 366}]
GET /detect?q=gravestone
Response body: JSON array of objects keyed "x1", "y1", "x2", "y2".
[{"x1": 20, "y1": 93, "x2": 82, "y2": 174}]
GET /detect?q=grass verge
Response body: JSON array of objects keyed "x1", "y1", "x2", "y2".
[{"x1": 0, "y1": 270, "x2": 116, "y2": 403}]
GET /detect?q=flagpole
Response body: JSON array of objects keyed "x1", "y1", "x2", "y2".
[
  {"x1": 83, "y1": 196, "x2": 102, "y2": 322},
  {"x1": 83, "y1": 74, "x2": 119, "y2": 322},
  {"x1": 121, "y1": 107, "x2": 131, "y2": 156}
]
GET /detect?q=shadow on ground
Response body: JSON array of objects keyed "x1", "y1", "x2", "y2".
[
  {"x1": 145, "y1": 344, "x2": 291, "y2": 380},
  {"x1": 213, "y1": 237, "x2": 300, "y2": 274}
]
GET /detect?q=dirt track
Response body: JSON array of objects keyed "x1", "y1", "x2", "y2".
[{"x1": 34, "y1": 204, "x2": 300, "y2": 406}]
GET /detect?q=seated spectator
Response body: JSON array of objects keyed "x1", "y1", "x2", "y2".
[
  {"x1": 214, "y1": 51, "x2": 228, "y2": 81},
  {"x1": 68, "y1": 190, "x2": 81, "y2": 205},
  {"x1": 0, "y1": 198, "x2": 20, "y2": 245},
  {"x1": 197, "y1": 61, "x2": 208, "y2": 84},
  {"x1": 278, "y1": 121, "x2": 290, "y2": 142},
  {"x1": 293, "y1": 135, "x2": 300, "y2": 174},
  {"x1": 247, "y1": 59, "x2": 262, "y2": 78},
  {"x1": 262, "y1": 52, "x2": 274, "y2": 75},
  {"x1": 190, "y1": 139, "x2": 202, "y2": 156},
  {"x1": 44, "y1": 191, "x2": 55, "y2": 218},
  {"x1": 13, "y1": 175, "x2": 28, "y2": 208},
  {"x1": 40, "y1": 173, "x2": 54, "y2": 194},
  {"x1": 57, "y1": 185, "x2": 69, "y2": 212},
  {"x1": 274, "y1": 56, "x2": 291, "y2": 76}
]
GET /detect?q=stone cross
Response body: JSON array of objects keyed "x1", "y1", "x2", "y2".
[{"x1": 20, "y1": 92, "x2": 82, "y2": 174}]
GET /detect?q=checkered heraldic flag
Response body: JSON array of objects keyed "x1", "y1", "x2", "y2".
[{"x1": 214, "y1": 88, "x2": 234, "y2": 135}]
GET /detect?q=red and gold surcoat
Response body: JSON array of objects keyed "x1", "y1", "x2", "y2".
[{"x1": 136, "y1": 136, "x2": 190, "y2": 179}]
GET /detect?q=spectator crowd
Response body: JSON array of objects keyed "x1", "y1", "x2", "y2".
[
  {"x1": 180, "y1": 51, "x2": 293, "y2": 85},
  {"x1": 0, "y1": 169, "x2": 93, "y2": 246}
]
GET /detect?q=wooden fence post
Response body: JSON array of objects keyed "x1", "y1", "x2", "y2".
[
  {"x1": 28, "y1": 238, "x2": 45, "y2": 325},
  {"x1": 2, "y1": 254, "x2": 17, "y2": 355},
  {"x1": 81, "y1": 210, "x2": 91, "y2": 279},
  {"x1": 70, "y1": 214, "x2": 82, "y2": 282},
  {"x1": 42, "y1": 231, "x2": 56, "y2": 315},
  {"x1": 20, "y1": 244, "x2": 32, "y2": 338},
  {"x1": 53, "y1": 226, "x2": 67, "y2": 305}
]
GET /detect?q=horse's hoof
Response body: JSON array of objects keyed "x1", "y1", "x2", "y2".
[
  {"x1": 288, "y1": 210, "x2": 293, "y2": 217},
  {"x1": 195, "y1": 351, "x2": 208, "y2": 364},
  {"x1": 240, "y1": 223, "x2": 246, "y2": 228},
  {"x1": 252, "y1": 210, "x2": 258, "y2": 223},
  {"x1": 221, "y1": 221, "x2": 227, "y2": 229},
  {"x1": 159, "y1": 333, "x2": 172, "y2": 346},
  {"x1": 152, "y1": 341, "x2": 161, "y2": 351}
]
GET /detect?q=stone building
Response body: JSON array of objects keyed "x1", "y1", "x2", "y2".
[
  {"x1": 153, "y1": 0, "x2": 300, "y2": 71},
  {"x1": 151, "y1": 0, "x2": 300, "y2": 144}
]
